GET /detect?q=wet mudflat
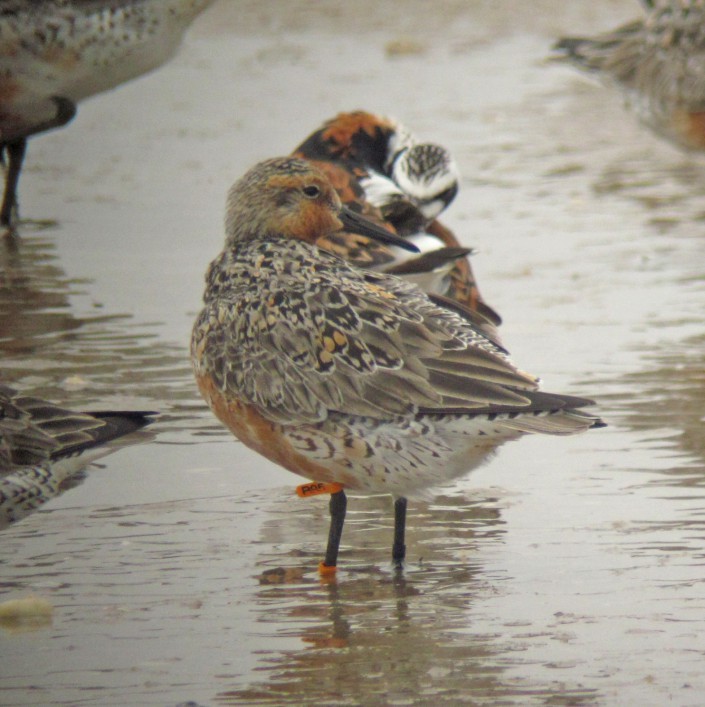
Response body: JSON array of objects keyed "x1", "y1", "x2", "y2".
[{"x1": 2, "y1": 1, "x2": 705, "y2": 704}]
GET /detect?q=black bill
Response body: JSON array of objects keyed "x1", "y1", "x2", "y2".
[{"x1": 338, "y1": 205, "x2": 419, "y2": 253}]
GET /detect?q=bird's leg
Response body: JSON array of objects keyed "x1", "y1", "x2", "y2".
[
  {"x1": 1, "y1": 139, "x2": 27, "y2": 227},
  {"x1": 1, "y1": 97, "x2": 76, "y2": 228},
  {"x1": 392, "y1": 496, "x2": 407, "y2": 567},
  {"x1": 319, "y1": 489, "x2": 347, "y2": 575}
]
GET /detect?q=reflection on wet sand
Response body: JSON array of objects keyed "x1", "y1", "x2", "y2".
[
  {"x1": 216, "y1": 578, "x2": 501, "y2": 706},
  {"x1": 0, "y1": 233, "x2": 210, "y2": 523},
  {"x1": 607, "y1": 331, "x2": 705, "y2": 479},
  {"x1": 0, "y1": 232, "x2": 200, "y2": 412},
  {"x1": 594, "y1": 158, "x2": 705, "y2": 232},
  {"x1": 214, "y1": 493, "x2": 598, "y2": 705},
  {"x1": 0, "y1": 232, "x2": 122, "y2": 354}
]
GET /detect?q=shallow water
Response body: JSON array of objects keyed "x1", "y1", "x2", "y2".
[{"x1": 2, "y1": 1, "x2": 705, "y2": 705}]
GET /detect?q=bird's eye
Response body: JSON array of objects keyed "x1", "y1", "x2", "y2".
[{"x1": 302, "y1": 185, "x2": 320, "y2": 199}]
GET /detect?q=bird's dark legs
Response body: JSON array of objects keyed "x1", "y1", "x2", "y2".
[
  {"x1": 1, "y1": 96, "x2": 76, "y2": 228},
  {"x1": 320, "y1": 489, "x2": 347, "y2": 574},
  {"x1": 317, "y1": 491, "x2": 408, "y2": 573},
  {"x1": 392, "y1": 496, "x2": 407, "y2": 567},
  {"x1": 1, "y1": 139, "x2": 27, "y2": 227}
]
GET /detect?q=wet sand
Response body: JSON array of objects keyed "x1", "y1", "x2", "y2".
[{"x1": 2, "y1": 1, "x2": 705, "y2": 705}]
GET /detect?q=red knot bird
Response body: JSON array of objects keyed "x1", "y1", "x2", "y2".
[
  {"x1": 191, "y1": 156, "x2": 605, "y2": 574},
  {"x1": 0, "y1": 0, "x2": 215, "y2": 228},
  {"x1": 0, "y1": 384, "x2": 156, "y2": 526},
  {"x1": 552, "y1": 0, "x2": 705, "y2": 152},
  {"x1": 292, "y1": 110, "x2": 500, "y2": 336}
]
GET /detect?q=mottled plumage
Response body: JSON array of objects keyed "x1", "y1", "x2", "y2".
[
  {"x1": 192, "y1": 157, "x2": 604, "y2": 571},
  {"x1": 553, "y1": 0, "x2": 705, "y2": 151},
  {"x1": 291, "y1": 111, "x2": 500, "y2": 334},
  {"x1": 294, "y1": 111, "x2": 459, "y2": 231},
  {"x1": 0, "y1": 385, "x2": 155, "y2": 526},
  {"x1": 0, "y1": 0, "x2": 214, "y2": 226}
]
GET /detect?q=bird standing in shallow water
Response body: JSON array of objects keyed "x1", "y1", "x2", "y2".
[
  {"x1": 0, "y1": 385, "x2": 155, "y2": 527},
  {"x1": 552, "y1": 0, "x2": 705, "y2": 152},
  {"x1": 292, "y1": 111, "x2": 501, "y2": 337},
  {"x1": 0, "y1": 0, "x2": 215, "y2": 228},
  {"x1": 191, "y1": 157, "x2": 605, "y2": 573}
]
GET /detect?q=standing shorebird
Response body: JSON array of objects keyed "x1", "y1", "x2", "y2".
[
  {"x1": 552, "y1": 0, "x2": 705, "y2": 152},
  {"x1": 0, "y1": 0, "x2": 215, "y2": 228},
  {"x1": 293, "y1": 110, "x2": 500, "y2": 337},
  {"x1": 191, "y1": 157, "x2": 604, "y2": 573},
  {"x1": 0, "y1": 385, "x2": 155, "y2": 526}
]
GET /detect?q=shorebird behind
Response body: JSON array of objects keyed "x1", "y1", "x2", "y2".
[
  {"x1": 0, "y1": 0, "x2": 215, "y2": 228},
  {"x1": 0, "y1": 385, "x2": 156, "y2": 526},
  {"x1": 552, "y1": 0, "x2": 705, "y2": 152},
  {"x1": 293, "y1": 111, "x2": 501, "y2": 338}
]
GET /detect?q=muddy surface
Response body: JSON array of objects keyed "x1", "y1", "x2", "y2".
[{"x1": 1, "y1": 1, "x2": 705, "y2": 705}]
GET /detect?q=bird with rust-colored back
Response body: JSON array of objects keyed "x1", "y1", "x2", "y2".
[{"x1": 292, "y1": 111, "x2": 501, "y2": 336}]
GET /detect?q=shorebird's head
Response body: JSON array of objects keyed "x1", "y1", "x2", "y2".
[
  {"x1": 389, "y1": 143, "x2": 460, "y2": 220},
  {"x1": 225, "y1": 157, "x2": 418, "y2": 252}
]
